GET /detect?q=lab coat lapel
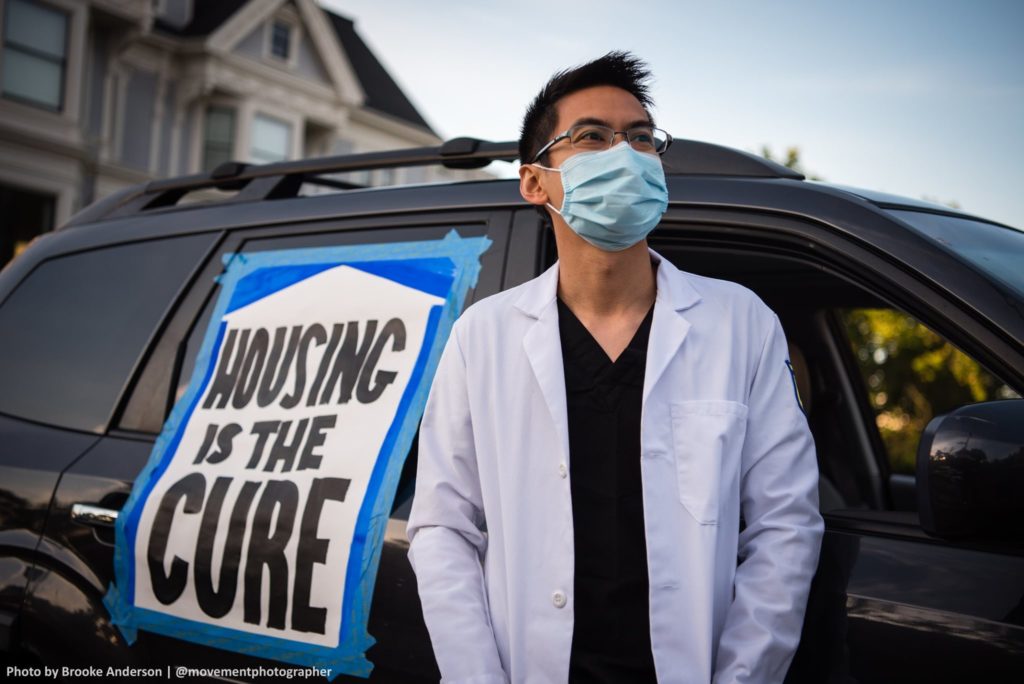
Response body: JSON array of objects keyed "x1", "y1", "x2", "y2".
[
  {"x1": 644, "y1": 250, "x2": 702, "y2": 405},
  {"x1": 515, "y1": 263, "x2": 571, "y2": 463}
]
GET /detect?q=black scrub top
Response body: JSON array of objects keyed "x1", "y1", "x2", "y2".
[{"x1": 558, "y1": 297, "x2": 658, "y2": 683}]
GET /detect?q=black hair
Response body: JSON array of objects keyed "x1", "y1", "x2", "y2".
[{"x1": 518, "y1": 51, "x2": 655, "y2": 166}]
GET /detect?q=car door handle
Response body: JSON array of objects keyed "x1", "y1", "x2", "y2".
[{"x1": 70, "y1": 503, "x2": 119, "y2": 527}]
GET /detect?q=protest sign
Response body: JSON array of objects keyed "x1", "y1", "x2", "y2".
[{"x1": 104, "y1": 230, "x2": 490, "y2": 678}]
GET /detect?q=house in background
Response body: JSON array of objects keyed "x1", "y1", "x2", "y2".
[{"x1": 0, "y1": 0, "x2": 480, "y2": 266}]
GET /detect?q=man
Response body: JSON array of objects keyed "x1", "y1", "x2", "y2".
[{"x1": 407, "y1": 52, "x2": 824, "y2": 683}]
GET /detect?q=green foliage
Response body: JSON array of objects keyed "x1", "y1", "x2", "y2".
[{"x1": 841, "y1": 308, "x2": 1016, "y2": 474}]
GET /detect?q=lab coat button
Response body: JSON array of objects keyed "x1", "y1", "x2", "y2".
[
  {"x1": 552, "y1": 590, "x2": 567, "y2": 608},
  {"x1": 558, "y1": 463, "x2": 568, "y2": 478}
]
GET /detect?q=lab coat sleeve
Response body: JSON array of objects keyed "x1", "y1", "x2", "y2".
[
  {"x1": 712, "y1": 314, "x2": 825, "y2": 684},
  {"x1": 406, "y1": 326, "x2": 508, "y2": 684}
]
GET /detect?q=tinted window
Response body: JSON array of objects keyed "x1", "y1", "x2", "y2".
[
  {"x1": 0, "y1": 235, "x2": 214, "y2": 432},
  {"x1": 839, "y1": 307, "x2": 1020, "y2": 475}
]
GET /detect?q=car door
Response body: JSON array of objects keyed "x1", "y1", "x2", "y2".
[
  {"x1": 650, "y1": 200, "x2": 1024, "y2": 683},
  {"x1": 0, "y1": 232, "x2": 218, "y2": 665},
  {"x1": 28, "y1": 210, "x2": 513, "y2": 681}
]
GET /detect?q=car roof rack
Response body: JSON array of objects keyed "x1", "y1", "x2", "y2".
[{"x1": 64, "y1": 137, "x2": 802, "y2": 228}]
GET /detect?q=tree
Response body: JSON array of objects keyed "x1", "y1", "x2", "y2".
[{"x1": 841, "y1": 308, "x2": 1016, "y2": 473}]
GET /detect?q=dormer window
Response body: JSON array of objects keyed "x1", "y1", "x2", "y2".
[
  {"x1": 264, "y1": 16, "x2": 297, "y2": 66},
  {"x1": 270, "y1": 20, "x2": 290, "y2": 60}
]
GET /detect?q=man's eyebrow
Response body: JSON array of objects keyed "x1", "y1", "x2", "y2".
[
  {"x1": 568, "y1": 117, "x2": 655, "y2": 129},
  {"x1": 624, "y1": 118, "x2": 654, "y2": 129},
  {"x1": 569, "y1": 117, "x2": 612, "y2": 129}
]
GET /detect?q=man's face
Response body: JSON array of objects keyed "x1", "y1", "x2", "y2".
[{"x1": 520, "y1": 85, "x2": 654, "y2": 220}]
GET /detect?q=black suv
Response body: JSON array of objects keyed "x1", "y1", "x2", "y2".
[{"x1": 0, "y1": 139, "x2": 1022, "y2": 682}]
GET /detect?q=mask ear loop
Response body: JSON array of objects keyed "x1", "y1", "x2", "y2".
[{"x1": 528, "y1": 163, "x2": 565, "y2": 215}]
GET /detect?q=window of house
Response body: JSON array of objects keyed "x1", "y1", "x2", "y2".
[
  {"x1": 202, "y1": 105, "x2": 235, "y2": 171},
  {"x1": 250, "y1": 113, "x2": 291, "y2": 164},
  {"x1": 269, "y1": 20, "x2": 291, "y2": 61},
  {"x1": 1, "y1": 0, "x2": 68, "y2": 110}
]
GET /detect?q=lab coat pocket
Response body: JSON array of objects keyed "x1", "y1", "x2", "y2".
[{"x1": 670, "y1": 400, "x2": 749, "y2": 525}]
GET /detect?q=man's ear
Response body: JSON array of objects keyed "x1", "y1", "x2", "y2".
[{"x1": 519, "y1": 164, "x2": 550, "y2": 207}]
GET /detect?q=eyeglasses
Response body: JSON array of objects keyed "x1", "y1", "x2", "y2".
[{"x1": 530, "y1": 124, "x2": 672, "y2": 164}]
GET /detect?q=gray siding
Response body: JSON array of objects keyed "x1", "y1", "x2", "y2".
[
  {"x1": 84, "y1": 28, "x2": 108, "y2": 139},
  {"x1": 178, "y1": 105, "x2": 194, "y2": 175},
  {"x1": 120, "y1": 70, "x2": 157, "y2": 171},
  {"x1": 234, "y1": 26, "x2": 263, "y2": 60},
  {"x1": 295, "y1": 30, "x2": 329, "y2": 84},
  {"x1": 159, "y1": 81, "x2": 176, "y2": 177}
]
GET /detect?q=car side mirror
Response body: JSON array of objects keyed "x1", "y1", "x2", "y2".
[{"x1": 916, "y1": 400, "x2": 1024, "y2": 542}]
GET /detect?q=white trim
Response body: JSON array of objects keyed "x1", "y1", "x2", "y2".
[
  {"x1": 186, "y1": 99, "x2": 202, "y2": 174},
  {"x1": 167, "y1": 97, "x2": 183, "y2": 176},
  {"x1": 208, "y1": 0, "x2": 284, "y2": 53},
  {"x1": 117, "y1": 39, "x2": 165, "y2": 74}
]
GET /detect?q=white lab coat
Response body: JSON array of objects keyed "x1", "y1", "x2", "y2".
[{"x1": 407, "y1": 249, "x2": 824, "y2": 684}]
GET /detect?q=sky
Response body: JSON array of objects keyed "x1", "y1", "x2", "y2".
[{"x1": 321, "y1": 0, "x2": 1024, "y2": 229}]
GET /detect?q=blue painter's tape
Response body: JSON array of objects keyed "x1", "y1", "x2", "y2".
[
  {"x1": 347, "y1": 258, "x2": 456, "y2": 299},
  {"x1": 105, "y1": 229, "x2": 491, "y2": 680}
]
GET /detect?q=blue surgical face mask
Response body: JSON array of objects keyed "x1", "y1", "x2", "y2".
[{"x1": 533, "y1": 142, "x2": 669, "y2": 252}]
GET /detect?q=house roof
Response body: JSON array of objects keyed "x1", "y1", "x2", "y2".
[
  {"x1": 153, "y1": 0, "x2": 250, "y2": 37},
  {"x1": 322, "y1": 11, "x2": 433, "y2": 134},
  {"x1": 153, "y1": 1, "x2": 435, "y2": 135}
]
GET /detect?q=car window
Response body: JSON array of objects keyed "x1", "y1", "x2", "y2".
[
  {"x1": 838, "y1": 307, "x2": 1021, "y2": 475},
  {"x1": 0, "y1": 235, "x2": 214, "y2": 433}
]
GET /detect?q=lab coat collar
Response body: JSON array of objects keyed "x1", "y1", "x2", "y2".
[
  {"x1": 644, "y1": 248, "x2": 700, "y2": 404},
  {"x1": 513, "y1": 247, "x2": 703, "y2": 461},
  {"x1": 512, "y1": 247, "x2": 702, "y2": 318}
]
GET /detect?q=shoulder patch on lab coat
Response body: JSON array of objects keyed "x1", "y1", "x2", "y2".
[{"x1": 785, "y1": 358, "x2": 806, "y2": 415}]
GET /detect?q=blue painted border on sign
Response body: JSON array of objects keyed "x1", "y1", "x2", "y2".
[{"x1": 104, "y1": 230, "x2": 490, "y2": 679}]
